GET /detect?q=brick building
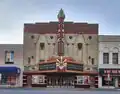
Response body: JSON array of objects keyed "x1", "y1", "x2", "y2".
[{"x1": 23, "y1": 9, "x2": 99, "y2": 88}]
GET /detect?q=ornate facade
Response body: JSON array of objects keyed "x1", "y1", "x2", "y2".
[
  {"x1": 23, "y1": 9, "x2": 99, "y2": 88},
  {"x1": 98, "y1": 35, "x2": 120, "y2": 88}
]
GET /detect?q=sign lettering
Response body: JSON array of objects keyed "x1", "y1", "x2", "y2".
[
  {"x1": 67, "y1": 63, "x2": 83, "y2": 71},
  {"x1": 99, "y1": 69, "x2": 120, "y2": 75}
]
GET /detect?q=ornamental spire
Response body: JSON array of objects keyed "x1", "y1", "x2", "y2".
[{"x1": 57, "y1": 8, "x2": 65, "y2": 20}]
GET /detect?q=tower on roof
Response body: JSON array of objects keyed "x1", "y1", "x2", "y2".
[{"x1": 57, "y1": 8, "x2": 65, "y2": 20}]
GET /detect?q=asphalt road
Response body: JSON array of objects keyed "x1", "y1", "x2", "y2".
[{"x1": 0, "y1": 88, "x2": 119, "y2": 94}]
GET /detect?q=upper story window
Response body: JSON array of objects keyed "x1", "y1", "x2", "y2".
[
  {"x1": 103, "y1": 53, "x2": 109, "y2": 64},
  {"x1": 28, "y1": 57, "x2": 31, "y2": 64},
  {"x1": 91, "y1": 58, "x2": 94, "y2": 65},
  {"x1": 69, "y1": 36, "x2": 72, "y2": 39},
  {"x1": 88, "y1": 36, "x2": 92, "y2": 40},
  {"x1": 40, "y1": 43, "x2": 45, "y2": 50},
  {"x1": 5, "y1": 51, "x2": 14, "y2": 64},
  {"x1": 112, "y1": 53, "x2": 118, "y2": 64},
  {"x1": 31, "y1": 56, "x2": 34, "y2": 59},
  {"x1": 50, "y1": 36, "x2": 53, "y2": 39},
  {"x1": 31, "y1": 35, "x2": 34, "y2": 39},
  {"x1": 77, "y1": 43, "x2": 82, "y2": 50}
]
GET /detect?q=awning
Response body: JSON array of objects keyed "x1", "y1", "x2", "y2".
[{"x1": 0, "y1": 67, "x2": 21, "y2": 74}]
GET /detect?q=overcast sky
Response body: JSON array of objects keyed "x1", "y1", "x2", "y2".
[{"x1": 0, "y1": 0, "x2": 120, "y2": 44}]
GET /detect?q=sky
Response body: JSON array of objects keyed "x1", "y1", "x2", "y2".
[{"x1": 0, "y1": 0, "x2": 120, "y2": 44}]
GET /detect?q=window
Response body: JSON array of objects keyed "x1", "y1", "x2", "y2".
[
  {"x1": 91, "y1": 58, "x2": 94, "y2": 65},
  {"x1": 28, "y1": 57, "x2": 31, "y2": 64},
  {"x1": 40, "y1": 43, "x2": 45, "y2": 50},
  {"x1": 103, "y1": 53, "x2": 109, "y2": 64},
  {"x1": 77, "y1": 43, "x2": 82, "y2": 50},
  {"x1": 0, "y1": 74, "x2": 16, "y2": 85},
  {"x1": 69, "y1": 36, "x2": 72, "y2": 39},
  {"x1": 31, "y1": 56, "x2": 34, "y2": 59},
  {"x1": 77, "y1": 76, "x2": 84, "y2": 84},
  {"x1": 32, "y1": 75, "x2": 45, "y2": 84},
  {"x1": 88, "y1": 56, "x2": 91, "y2": 59},
  {"x1": 5, "y1": 51, "x2": 14, "y2": 64},
  {"x1": 102, "y1": 76, "x2": 114, "y2": 86},
  {"x1": 77, "y1": 76, "x2": 89, "y2": 85},
  {"x1": 88, "y1": 36, "x2": 92, "y2": 40},
  {"x1": 50, "y1": 36, "x2": 53, "y2": 39},
  {"x1": 31, "y1": 35, "x2": 34, "y2": 39},
  {"x1": 112, "y1": 53, "x2": 118, "y2": 64}
]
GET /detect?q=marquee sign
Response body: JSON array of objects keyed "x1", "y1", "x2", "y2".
[
  {"x1": 67, "y1": 63, "x2": 83, "y2": 71},
  {"x1": 99, "y1": 68, "x2": 120, "y2": 75},
  {"x1": 56, "y1": 56, "x2": 67, "y2": 71},
  {"x1": 39, "y1": 63, "x2": 56, "y2": 70},
  {"x1": 39, "y1": 56, "x2": 83, "y2": 72}
]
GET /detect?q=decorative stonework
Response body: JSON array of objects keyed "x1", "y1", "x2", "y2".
[{"x1": 56, "y1": 56, "x2": 67, "y2": 70}]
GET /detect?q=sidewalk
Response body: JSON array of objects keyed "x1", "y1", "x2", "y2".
[{"x1": 0, "y1": 87, "x2": 119, "y2": 91}]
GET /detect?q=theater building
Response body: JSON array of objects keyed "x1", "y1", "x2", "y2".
[
  {"x1": 98, "y1": 35, "x2": 120, "y2": 88},
  {"x1": 0, "y1": 44, "x2": 23, "y2": 87},
  {"x1": 23, "y1": 9, "x2": 99, "y2": 88}
]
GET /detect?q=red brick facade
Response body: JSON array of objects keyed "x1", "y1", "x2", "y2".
[{"x1": 24, "y1": 22, "x2": 98, "y2": 34}]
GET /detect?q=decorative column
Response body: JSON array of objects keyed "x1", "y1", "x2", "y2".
[
  {"x1": 98, "y1": 76, "x2": 102, "y2": 88},
  {"x1": 99, "y1": 51, "x2": 103, "y2": 64},
  {"x1": 57, "y1": 9, "x2": 65, "y2": 56},
  {"x1": 115, "y1": 78, "x2": 118, "y2": 88},
  {"x1": 53, "y1": 43, "x2": 56, "y2": 55},
  {"x1": 36, "y1": 42, "x2": 40, "y2": 64},
  {"x1": 69, "y1": 43, "x2": 72, "y2": 57},
  {"x1": 27, "y1": 75, "x2": 32, "y2": 87},
  {"x1": 109, "y1": 51, "x2": 112, "y2": 64},
  {"x1": 118, "y1": 51, "x2": 120, "y2": 64}
]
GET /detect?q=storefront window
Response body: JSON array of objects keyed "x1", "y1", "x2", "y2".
[
  {"x1": 102, "y1": 76, "x2": 114, "y2": 86},
  {"x1": 32, "y1": 75, "x2": 45, "y2": 84},
  {"x1": 77, "y1": 76, "x2": 84, "y2": 84},
  {"x1": 0, "y1": 74, "x2": 16, "y2": 85},
  {"x1": 118, "y1": 77, "x2": 120, "y2": 87},
  {"x1": 77, "y1": 76, "x2": 89, "y2": 85}
]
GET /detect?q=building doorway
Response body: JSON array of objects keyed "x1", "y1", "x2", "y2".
[{"x1": 47, "y1": 74, "x2": 74, "y2": 88}]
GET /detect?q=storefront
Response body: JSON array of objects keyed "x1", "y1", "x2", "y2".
[
  {"x1": 99, "y1": 68, "x2": 120, "y2": 88},
  {"x1": 23, "y1": 57, "x2": 98, "y2": 88},
  {"x1": 0, "y1": 66, "x2": 21, "y2": 87}
]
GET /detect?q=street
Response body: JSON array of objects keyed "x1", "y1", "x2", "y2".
[{"x1": 0, "y1": 88, "x2": 119, "y2": 94}]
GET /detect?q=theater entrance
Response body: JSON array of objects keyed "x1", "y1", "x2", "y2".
[{"x1": 46, "y1": 74, "x2": 75, "y2": 88}]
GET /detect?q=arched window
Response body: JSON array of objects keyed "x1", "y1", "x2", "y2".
[
  {"x1": 112, "y1": 47, "x2": 119, "y2": 64},
  {"x1": 40, "y1": 43, "x2": 45, "y2": 50},
  {"x1": 103, "y1": 47, "x2": 109, "y2": 64},
  {"x1": 77, "y1": 43, "x2": 83, "y2": 50}
]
